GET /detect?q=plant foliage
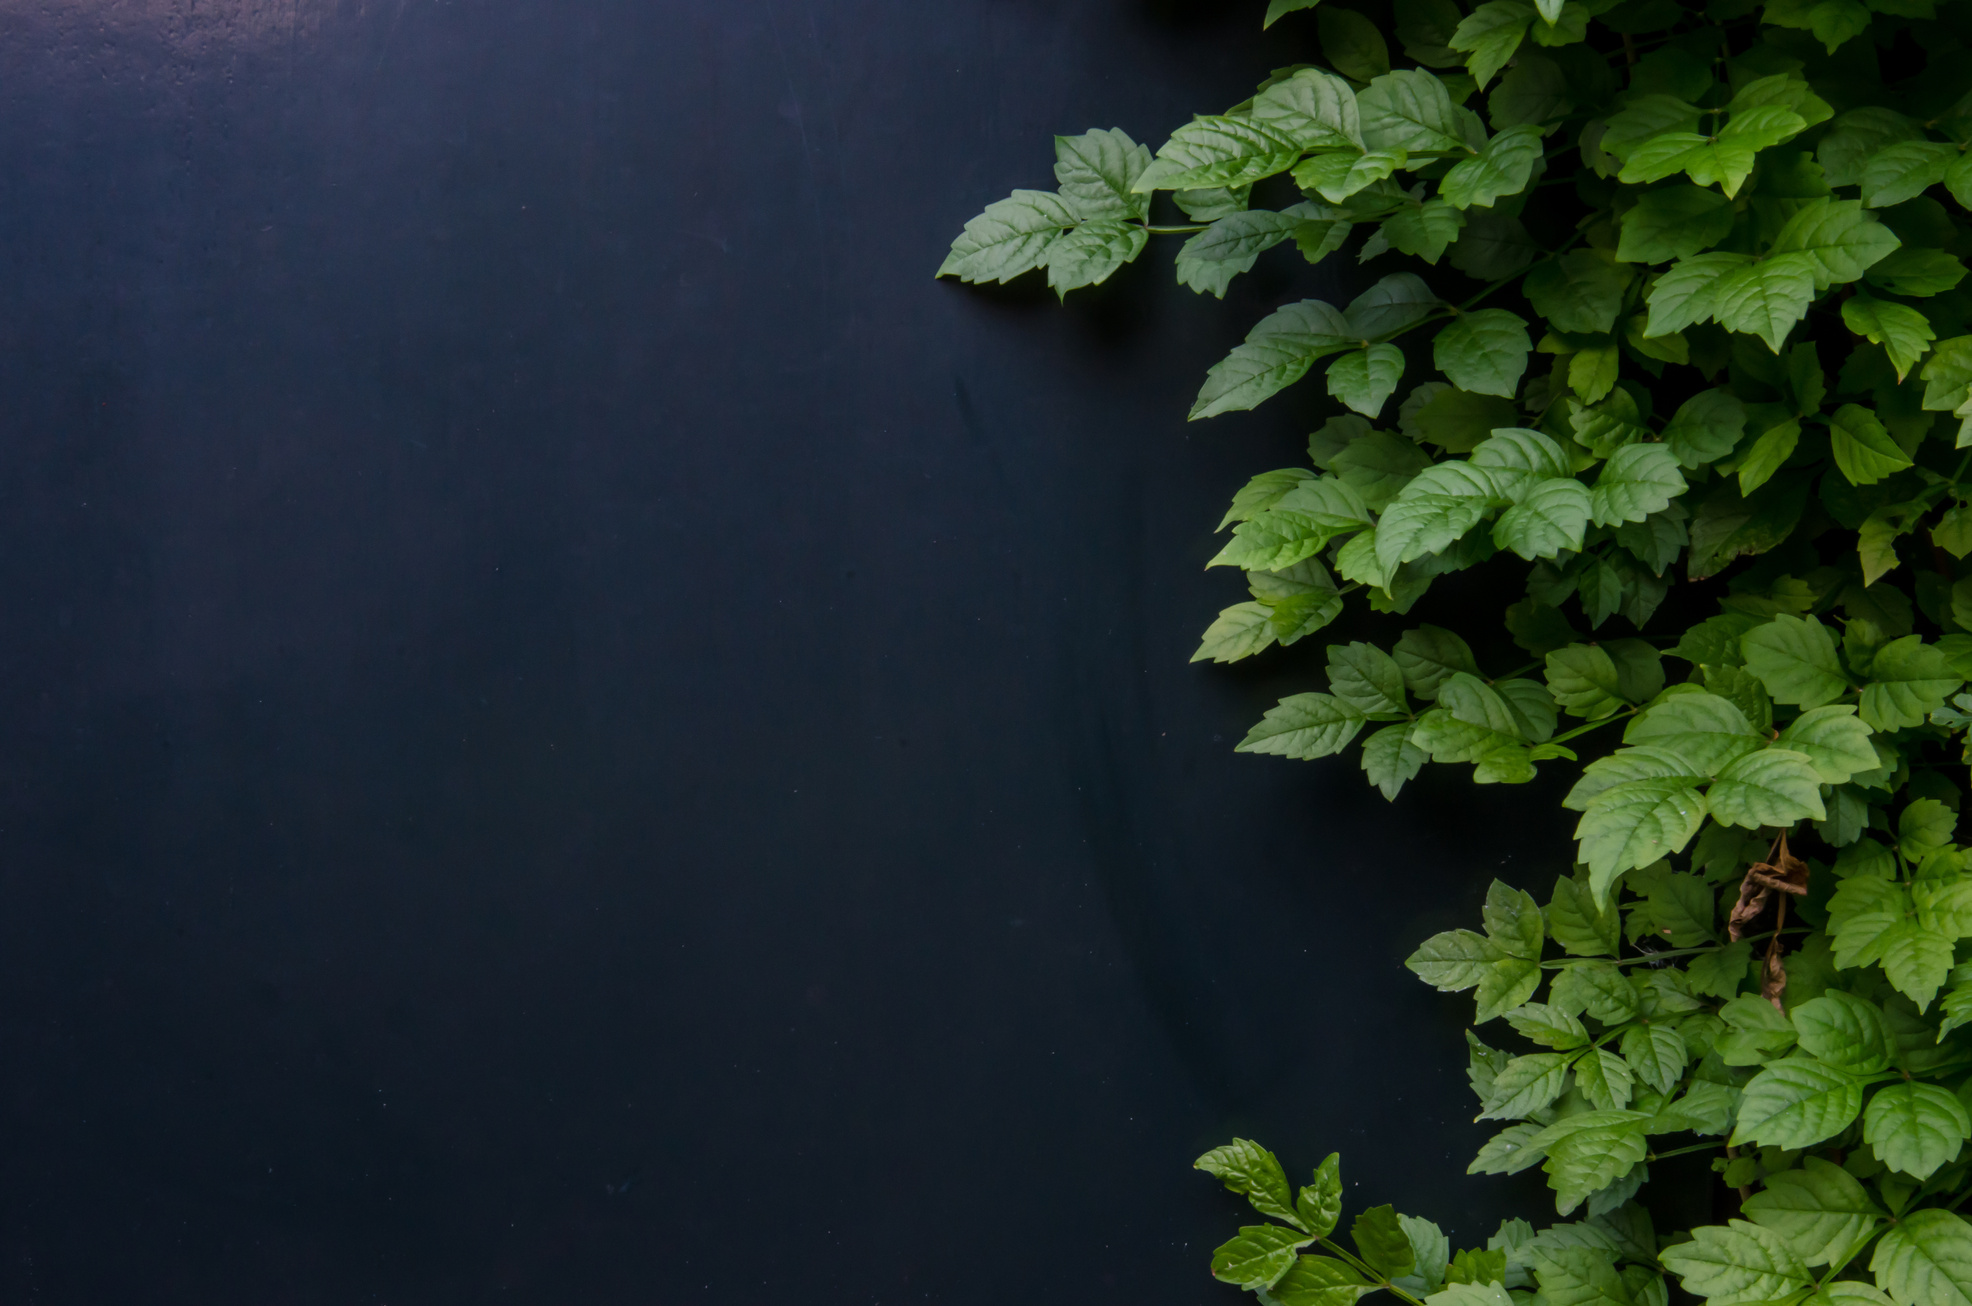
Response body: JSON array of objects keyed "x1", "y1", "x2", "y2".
[{"x1": 943, "y1": 0, "x2": 1972, "y2": 1302}]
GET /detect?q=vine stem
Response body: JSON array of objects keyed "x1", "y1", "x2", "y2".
[
  {"x1": 1312, "y1": 1235, "x2": 1429, "y2": 1306},
  {"x1": 1645, "y1": 1141, "x2": 1723, "y2": 1163}
]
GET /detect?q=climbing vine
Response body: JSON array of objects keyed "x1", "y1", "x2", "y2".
[{"x1": 943, "y1": 0, "x2": 1972, "y2": 1303}]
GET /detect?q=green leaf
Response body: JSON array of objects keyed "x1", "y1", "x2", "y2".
[
  {"x1": 1193, "y1": 300, "x2": 1355, "y2": 419},
  {"x1": 1360, "y1": 723, "x2": 1428, "y2": 799},
  {"x1": 1213, "y1": 1224, "x2": 1315, "y2": 1289},
  {"x1": 1774, "y1": 706, "x2": 1877, "y2": 784},
  {"x1": 1791, "y1": 991, "x2": 1894, "y2": 1074},
  {"x1": 1770, "y1": 198, "x2": 1903, "y2": 290},
  {"x1": 1423, "y1": 1284, "x2": 1511, "y2": 1306},
  {"x1": 1525, "y1": 1245, "x2": 1638, "y2": 1306},
  {"x1": 1485, "y1": 878, "x2": 1547, "y2": 959},
  {"x1": 1177, "y1": 211, "x2": 1310, "y2": 298},
  {"x1": 1263, "y1": 0, "x2": 1321, "y2": 24},
  {"x1": 1507, "y1": 1002, "x2": 1588, "y2": 1050},
  {"x1": 1589, "y1": 444, "x2": 1686, "y2": 527},
  {"x1": 1548, "y1": 875, "x2": 1620, "y2": 957},
  {"x1": 1531, "y1": 1110, "x2": 1650, "y2": 1215},
  {"x1": 1046, "y1": 219, "x2": 1149, "y2": 297},
  {"x1": 1434, "y1": 309, "x2": 1531, "y2": 397},
  {"x1": 1237, "y1": 693, "x2": 1368, "y2": 758},
  {"x1": 1381, "y1": 200, "x2": 1467, "y2": 264},
  {"x1": 938, "y1": 189, "x2": 1075, "y2": 283},
  {"x1": 1441, "y1": 125, "x2": 1545, "y2": 210},
  {"x1": 1327, "y1": 643, "x2": 1408, "y2": 717},
  {"x1": 1359, "y1": 70, "x2": 1467, "y2": 151},
  {"x1": 1524, "y1": 252, "x2": 1631, "y2": 335},
  {"x1": 1661, "y1": 388, "x2": 1746, "y2": 469},
  {"x1": 1053, "y1": 128, "x2": 1152, "y2": 221},
  {"x1": 1136, "y1": 116, "x2": 1307, "y2": 192},
  {"x1": 1743, "y1": 615, "x2": 1849, "y2": 708},
  {"x1": 1881, "y1": 922, "x2": 1956, "y2": 1010},
  {"x1": 1623, "y1": 692, "x2": 1763, "y2": 773},
  {"x1": 1353, "y1": 1205, "x2": 1417, "y2": 1278},
  {"x1": 1478, "y1": 1052, "x2": 1572, "y2": 1118},
  {"x1": 1575, "y1": 778, "x2": 1707, "y2": 895},
  {"x1": 1741, "y1": 1156, "x2": 1884, "y2": 1269},
  {"x1": 1860, "y1": 140, "x2": 1956, "y2": 210},
  {"x1": 1319, "y1": 8, "x2": 1391, "y2": 80},
  {"x1": 1573, "y1": 1047, "x2": 1635, "y2": 1112},
  {"x1": 1901, "y1": 799, "x2": 1956, "y2": 862},
  {"x1": 1658, "y1": 1220, "x2": 1812, "y2": 1305},
  {"x1": 1865, "y1": 1082, "x2": 1971, "y2": 1180},
  {"x1": 1545, "y1": 644, "x2": 1633, "y2": 719},
  {"x1": 1644, "y1": 252, "x2": 1755, "y2": 337},
  {"x1": 1553, "y1": 960, "x2": 1637, "y2": 1022},
  {"x1": 1869, "y1": 1207, "x2": 1972, "y2": 1306},
  {"x1": 1297, "y1": 1153, "x2": 1344, "y2": 1237},
  {"x1": 1861, "y1": 636, "x2": 1964, "y2": 731},
  {"x1": 1272, "y1": 1255, "x2": 1378, "y2": 1306},
  {"x1": 1712, "y1": 254, "x2": 1819, "y2": 353},
  {"x1": 1219, "y1": 468, "x2": 1314, "y2": 530},
  {"x1": 1449, "y1": 0, "x2": 1534, "y2": 89},
  {"x1": 1830, "y1": 403, "x2": 1915, "y2": 486},
  {"x1": 1408, "y1": 929, "x2": 1503, "y2": 990},
  {"x1": 1494, "y1": 478, "x2": 1592, "y2": 559},
  {"x1": 1294, "y1": 150, "x2": 1406, "y2": 203},
  {"x1": 1648, "y1": 871, "x2": 1716, "y2": 946},
  {"x1": 1828, "y1": 875, "x2": 1909, "y2": 969},
  {"x1": 1731, "y1": 1056, "x2": 1865, "y2": 1148},
  {"x1": 1867, "y1": 247, "x2": 1969, "y2": 298},
  {"x1": 1616, "y1": 185, "x2": 1736, "y2": 263},
  {"x1": 1396, "y1": 625, "x2": 1481, "y2": 697},
  {"x1": 1193, "y1": 602, "x2": 1278, "y2": 663},
  {"x1": 1346, "y1": 272, "x2": 1441, "y2": 337},
  {"x1": 1707, "y1": 747, "x2": 1827, "y2": 827},
  {"x1": 1620, "y1": 1024, "x2": 1689, "y2": 1094},
  {"x1": 1327, "y1": 344, "x2": 1407, "y2": 417},
  {"x1": 1196, "y1": 1139, "x2": 1302, "y2": 1226},
  {"x1": 1736, "y1": 419, "x2": 1801, "y2": 496}
]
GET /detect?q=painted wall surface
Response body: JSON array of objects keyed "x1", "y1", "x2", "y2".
[{"x1": 0, "y1": 2, "x2": 1557, "y2": 1299}]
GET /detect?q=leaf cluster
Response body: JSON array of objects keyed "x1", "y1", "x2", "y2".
[{"x1": 941, "y1": 0, "x2": 1972, "y2": 1301}]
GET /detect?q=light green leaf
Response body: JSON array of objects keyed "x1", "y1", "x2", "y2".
[
  {"x1": 1328, "y1": 643, "x2": 1408, "y2": 716},
  {"x1": 1620, "y1": 1024, "x2": 1688, "y2": 1095},
  {"x1": 1507, "y1": 1002, "x2": 1588, "y2": 1050},
  {"x1": 1770, "y1": 198, "x2": 1903, "y2": 290},
  {"x1": 1870, "y1": 1207, "x2": 1972, "y2": 1306},
  {"x1": 1864, "y1": 1082, "x2": 1970, "y2": 1180},
  {"x1": 1395, "y1": 625, "x2": 1481, "y2": 697},
  {"x1": 1361, "y1": 722, "x2": 1428, "y2": 799},
  {"x1": 1434, "y1": 309, "x2": 1531, "y2": 397},
  {"x1": 1293, "y1": 149, "x2": 1406, "y2": 203},
  {"x1": 1573, "y1": 1047, "x2": 1635, "y2": 1112},
  {"x1": 1741, "y1": 1156, "x2": 1884, "y2": 1269},
  {"x1": 1860, "y1": 636, "x2": 1963, "y2": 731},
  {"x1": 1193, "y1": 602, "x2": 1278, "y2": 664},
  {"x1": 1053, "y1": 128, "x2": 1152, "y2": 221},
  {"x1": 1879, "y1": 921, "x2": 1955, "y2": 1011},
  {"x1": 1860, "y1": 140, "x2": 1956, "y2": 209},
  {"x1": 1359, "y1": 70, "x2": 1468, "y2": 151},
  {"x1": 1590, "y1": 444, "x2": 1686, "y2": 527},
  {"x1": 1407, "y1": 928, "x2": 1503, "y2": 990},
  {"x1": 1547, "y1": 875, "x2": 1620, "y2": 957},
  {"x1": 1774, "y1": 706, "x2": 1877, "y2": 784},
  {"x1": 1484, "y1": 877, "x2": 1547, "y2": 959},
  {"x1": 1212, "y1": 1224, "x2": 1315, "y2": 1289},
  {"x1": 938, "y1": 189, "x2": 1075, "y2": 283},
  {"x1": 1478, "y1": 1052, "x2": 1572, "y2": 1119},
  {"x1": 1327, "y1": 344, "x2": 1407, "y2": 417},
  {"x1": 1616, "y1": 185, "x2": 1736, "y2": 263},
  {"x1": 1346, "y1": 272, "x2": 1442, "y2": 337},
  {"x1": 1177, "y1": 211, "x2": 1311, "y2": 298},
  {"x1": 1575, "y1": 778, "x2": 1707, "y2": 894},
  {"x1": 1252, "y1": 68, "x2": 1366, "y2": 150},
  {"x1": 1136, "y1": 116, "x2": 1307, "y2": 192},
  {"x1": 1545, "y1": 644, "x2": 1632, "y2": 719},
  {"x1": 1712, "y1": 254, "x2": 1819, "y2": 353},
  {"x1": 1731, "y1": 1056, "x2": 1865, "y2": 1148},
  {"x1": 1659, "y1": 1220, "x2": 1812, "y2": 1305},
  {"x1": 1742, "y1": 615, "x2": 1849, "y2": 708},
  {"x1": 1531, "y1": 1111, "x2": 1650, "y2": 1215},
  {"x1": 1644, "y1": 252, "x2": 1755, "y2": 337},
  {"x1": 1845, "y1": 293, "x2": 1940, "y2": 380},
  {"x1": 1623, "y1": 693, "x2": 1763, "y2": 774},
  {"x1": 1830, "y1": 403, "x2": 1915, "y2": 486},
  {"x1": 1218, "y1": 468, "x2": 1314, "y2": 530},
  {"x1": 1707, "y1": 747, "x2": 1827, "y2": 827},
  {"x1": 1195, "y1": 1138, "x2": 1301, "y2": 1226},
  {"x1": 1441, "y1": 125, "x2": 1545, "y2": 209},
  {"x1": 1046, "y1": 220, "x2": 1148, "y2": 297},
  {"x1": 1237, "y1": 693, "x2": 1367, "y2": 757},
  {"x1": 1449, "y1": 0, "x2": 1534, "y2": 89},
  {"x1": 1791, "y1": 991, "x2": 1893, "y2": 1074},
  {"x1": 1192, "y1": 300, "x2": 1355, "y2": 419}
]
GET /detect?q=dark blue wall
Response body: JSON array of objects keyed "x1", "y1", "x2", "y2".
[{"x1": 0, "y1": 2, "x2": 1554, "y2": 1300}]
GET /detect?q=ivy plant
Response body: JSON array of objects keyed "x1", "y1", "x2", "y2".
[{"x1": 943, "y1": 0, "x2": 1972, "y2": 1302}]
